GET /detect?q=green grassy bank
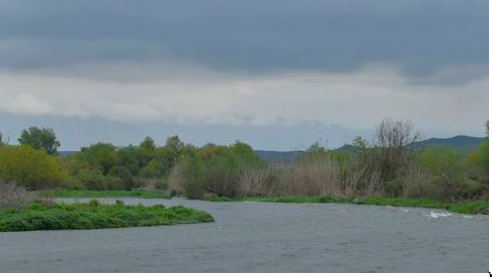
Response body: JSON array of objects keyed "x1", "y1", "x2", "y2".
[
  {"x1": 53, "y1": 189, "x2": 170, "y2": 199},
  {"x1": 205, "y1": 195, "x2": 489, "y2": 215},
  {"x1": 0, "y1": 200, "x2": 214, "y2": 232}
]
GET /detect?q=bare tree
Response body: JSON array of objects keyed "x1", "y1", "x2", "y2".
[
  {"x1": 373, "y1": 118, "x2": 424, "y2": 182},
  {"x1": 374, "y1": 118, "x2": 423, "y2": 150}
]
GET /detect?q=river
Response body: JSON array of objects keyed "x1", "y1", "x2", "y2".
[{"x1": 0, "y1": 198, "x2": 488, "y2": 272}]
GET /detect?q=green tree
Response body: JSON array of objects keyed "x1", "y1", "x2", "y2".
[
  {"x1": 18, "y1": 127, "x2": 61, "y2": 155},
  {"x1": 108, "y1": 166, "x2": 135, "y2": 190},
  {"x1": 419, "y1": 146, "x2": 464, "y2": 199},
  {"x1": 466, "y1": 121, "x2": 489, "y2": 183},
  {"x1": 140, "y1": 146, "x2": 177, "y2": 178},
  {"x1": 0, "y1": 145, "x2": 69, "y2": 190},
  {"x1": 81, "y1": 143, "x2": 118, "y2": 175},
  {"x1": 116, "y1": 146, "x2": 140, "y2": 175},
  {"x1": 137, "y1": 137, "x2": 156, "y2": 168},
  {"x1": 166, "y1": 135, "x2": 184, "y2": 153}
]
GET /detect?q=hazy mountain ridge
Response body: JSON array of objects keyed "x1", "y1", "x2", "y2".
[{"x1": 255, "y1": 135, "x2": 487, "y2": 161}]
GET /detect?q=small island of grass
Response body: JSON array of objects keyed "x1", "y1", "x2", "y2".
[{"x1": 0, "y1": 200, "x2": 214, "y2": 232}]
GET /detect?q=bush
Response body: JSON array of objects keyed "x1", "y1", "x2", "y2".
[
  {"x1": 0, "y1": 145, "x2": 69, "y2": 190},
  {"x1": 73, "y1": 168, "x2": 105, "y2": 190},
  {"x1": 0, "y1": 182, "x2": 36, "y2": 210},
  {"x1": 419, "y1": 146, "x2": 465, "y2": 200},
  {"x1": 108, "y1": 166, "x2": 135, "y2": 190},
  {"x1": 466, "y1": 140, "x2": 489, "y2": 184}
]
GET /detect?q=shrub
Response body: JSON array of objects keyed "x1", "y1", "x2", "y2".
[
  {"x1": 0, "y1": 182, "x2": 36, "y2": 210},
  {"x1": 466, "y1": 140, "x2": 489, "y2": 184},
  {"x1": 0, "y1": 145, "x2": 69, "y2": 190},
  {"x1": 108, "y1": 166, "x2": 135, "y2": 190},
  {"x1": 419, "y1": 146, "x2": 465, "y2": 200},
  {"x1": 74, "y1": 168, "x2": 105, "y2": 190}
]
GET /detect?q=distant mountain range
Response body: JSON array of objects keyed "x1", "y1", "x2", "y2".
[{"x1": 255, "y1": 135, "x2": 488, "y2": 161}]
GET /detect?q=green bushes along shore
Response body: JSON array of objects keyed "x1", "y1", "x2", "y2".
[{"x1": 0, "y1": 118, "x2": 488, "y2": 216}]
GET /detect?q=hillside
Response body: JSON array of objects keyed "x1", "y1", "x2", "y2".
[
  {"x1": 411, "y1": 135, "x2": 487, "y2": 148},
  {"x1": 411, "y1": 135, "x2": 487, "y2": 159},
  {"x1": 256, "y1": 136, "x2": 487, "y2": 161}
]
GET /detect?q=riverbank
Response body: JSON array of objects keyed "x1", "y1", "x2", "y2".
[
  {"x1": 0, "y1": 200, "x2": 214, "y2": 232},
  {"x1": 50, "y1": 189, "x2": 488, "y2": 215},
  {"x1": 205, "y1": 195, "x2": 489, "y2": 215},
  {"x1": 53, "y1": 189, "x2": 170, "y2": 199}
]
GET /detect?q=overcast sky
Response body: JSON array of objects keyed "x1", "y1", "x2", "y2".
[{"x1": 0, "y1": 0, "x2": 488, "y2": 150}]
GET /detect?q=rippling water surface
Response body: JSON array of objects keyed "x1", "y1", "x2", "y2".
[{"x1": 0, "y1": 198, "x2": 488, "y2": 272}]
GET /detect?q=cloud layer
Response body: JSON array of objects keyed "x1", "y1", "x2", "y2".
[
  {"x1": 0, "y1": 0, "x2": 487, "y2": 75},
  {"x1": 0, "y1": 62, "x2": 487, "y2": 135},
  {"x1": 0, "y1": 0, "x2": 488, "y2": 149}
]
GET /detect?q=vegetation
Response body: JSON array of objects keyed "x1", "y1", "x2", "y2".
[
  {"x1": 466, "y1": 121, "x2": 489, "y2": 185},
  {"x1": 0, "y1": 200, "x2": 214, "y2": 232},
  {"x1": 0, "y1": 145, "x2": 69, "y2": 190},
  {"x1": 53, "y1": 189, "x2": 170, "y2": 199},
  {"x1": 0, "y1": 119, "x2": 488, "y2": 214},
  {"x1": 18, "y1": 127, "x2": 60, "y2": 155}
]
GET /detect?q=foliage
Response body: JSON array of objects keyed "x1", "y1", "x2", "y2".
[
  {"x1": 116, "y1": 146, "x2": 140, "y2": 175},
  {"x1": 80, "y1": 143, "x2": 118, "y2": 174},
  {"x1": 18, "y1": 127, "x2": 60, "y2": 155},
  {"x1": 419, "y1": 146, "x2": 465, "y2": 199},
  {"x1": 165, "y1": 135, "x2": 184, "y2": 153},
  {"x1": 139, "y1": 146, "x2": 177, "y2": 178},
  {"x1": 0, "y1": 145, "x2": 69, "y2": 190},
  {"x1": 138, "y1": 136, "x2": 156, "y2": 168},
  {"x1": 174, "y1": 141, "x2": 263, "y2": 198},
  {"x1": 108, "y1": 166, "x2": 135, "y2": 190},
  {"x1": 466, "y1": 122, "x2": 488, "y2": 184},
  {"x1": 0, "y1": 200, "x2": 214, "y2": 232}
]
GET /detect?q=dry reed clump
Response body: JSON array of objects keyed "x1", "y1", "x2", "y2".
[
  {"x1": 0, "y1": 182, "x2": 36, "y2": 209},
  {"x1": 238, "y1": 155, "x2": 352, "y2": 198},
  {"x1": 236, "y1": 152, "x2": 388, "y2": 199},
  {"x1": 166, "y1": 164, "x2": 186, "y2": 196}
]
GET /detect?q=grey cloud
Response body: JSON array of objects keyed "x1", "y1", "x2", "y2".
[{"x1": 0, "y1": 0, "x2": 487, "y2": 77}]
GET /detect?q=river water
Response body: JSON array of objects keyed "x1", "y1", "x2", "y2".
[{"x1": 0, "y1": 198, "x2": 488, "y2": 272}]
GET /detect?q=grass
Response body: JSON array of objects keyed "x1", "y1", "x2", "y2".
[
  {"x1": 206, "y1": 195, "x2": 488, "y2": 215},
  {"x1": 53, "y1": 189, "x2": 170, "y2": 199},
  {"x1": 0, "y1": 200, "x2": 214, "y2": 232}
]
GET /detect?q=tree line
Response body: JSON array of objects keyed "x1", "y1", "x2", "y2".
[{"x1": 0, "y1": 119, "x2": 488, "y2": 202}]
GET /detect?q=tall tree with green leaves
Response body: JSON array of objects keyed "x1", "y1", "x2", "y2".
[
  {"x1": 466, "y1": 120, "x2": 489, "y2": 183},
  {"x1": 419, "y1": 146, "x2": 465, "y2": 199},
  {"x1": 18, "y1": 127, "x2": 60, "y2": 155}
]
